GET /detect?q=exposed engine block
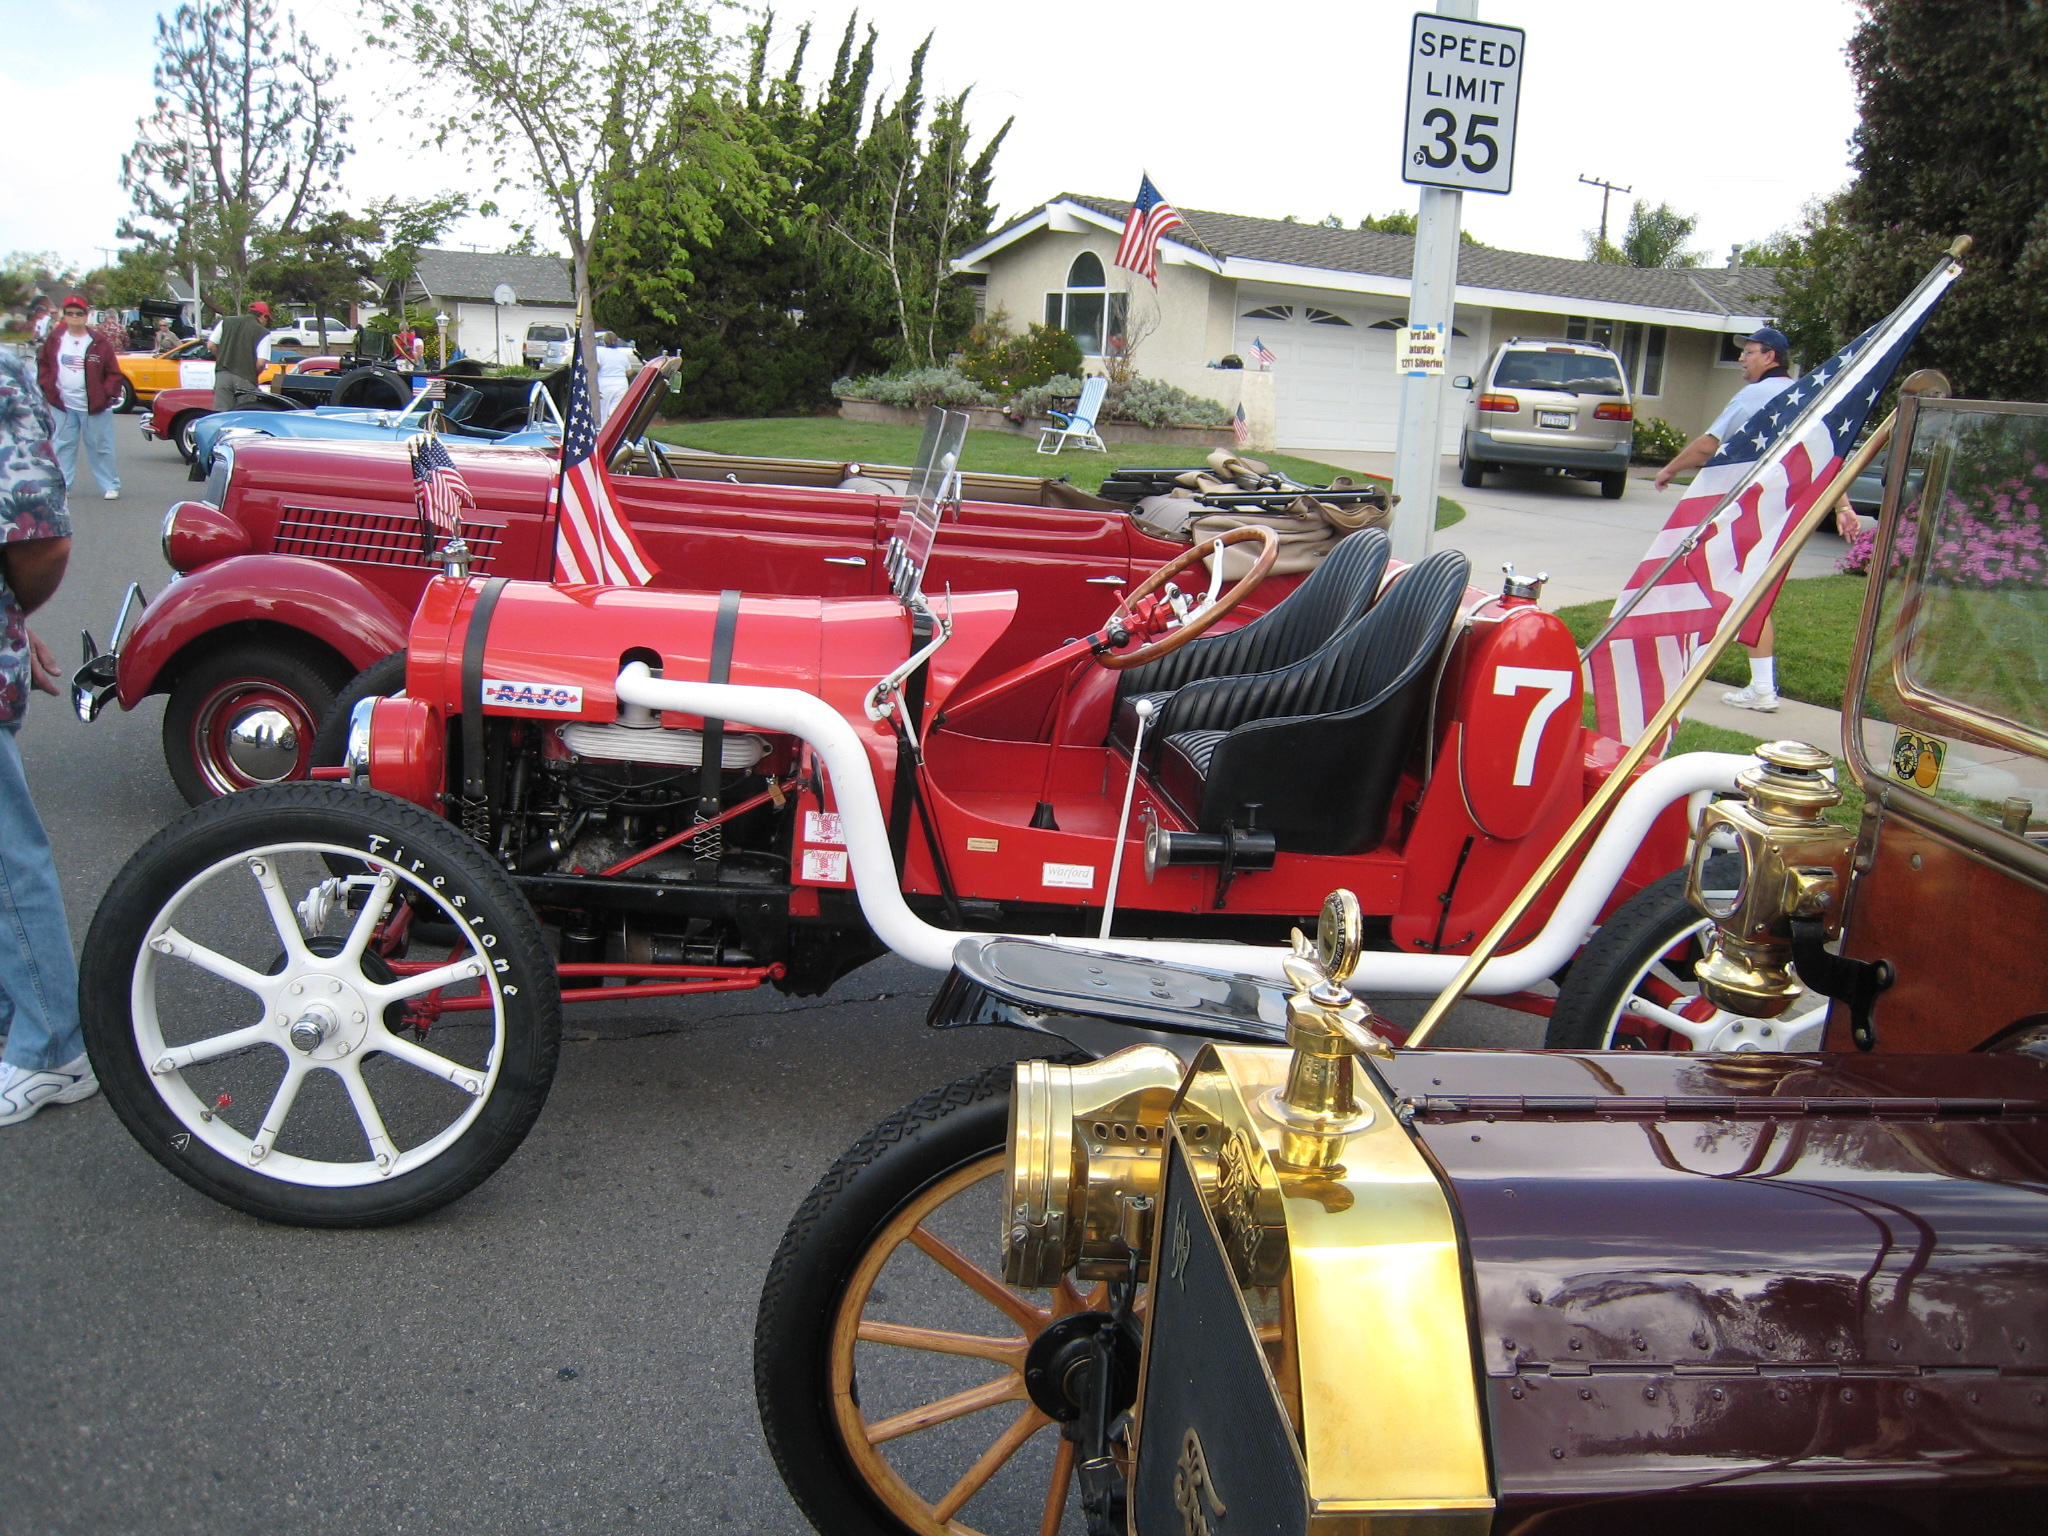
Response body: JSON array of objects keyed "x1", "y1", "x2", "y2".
[{"x1": 555, "y1": 722, "x2": 770, "y2": 769}]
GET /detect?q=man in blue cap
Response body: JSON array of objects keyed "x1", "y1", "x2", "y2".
[{"x1": 1652, "y1": 326, "x2": 1798, "y2": 711}]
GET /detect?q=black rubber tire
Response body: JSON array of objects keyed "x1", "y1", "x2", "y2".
[
  {"x1": 442, "y1": 358, "x2": 486, "y2": 378},
  {"x1": 80, "y1": 783, "x2": 562, "y2": 1227},
  {"x1": 756, "y1": 1064, "x2": 1021, "y2": 1536},
  {"x1": 1547, "y1": 858, "x2": 1733, "y2": 1049},
  {"x1": 162, "y1": 640, "x2": 352, "y2": 805},
  {"x1": 114, "y1": 376, "x2": 137, "y2": 413},
  {"x1": 1459, "y1": 452, "x2": 1486, "y2": 488},
  {"x1": 169, "y1": 409, "x2": 207, "y2": 463},
  {"x1": 309, "y1": 650, "x2": 409, "y2": 775},
  {"x1": 1600, "y1": 471, "x2": 1628, "y2": 500},
  {"x1": 331, "y1": 366, "x2": 409, "y2": 409}
]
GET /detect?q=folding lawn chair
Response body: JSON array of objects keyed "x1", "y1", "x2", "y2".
[{"x1": 1036, "y1": 375, "x2": 1109, "y2": 454}]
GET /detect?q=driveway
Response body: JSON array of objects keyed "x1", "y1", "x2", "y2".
[{"x1": 1295, "y1": 451, "x2": 1853, "y2": 610}]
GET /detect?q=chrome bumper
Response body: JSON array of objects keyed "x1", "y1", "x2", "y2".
[{"x1": 71, "y1": 581, "x2": 146, "y2": 723}]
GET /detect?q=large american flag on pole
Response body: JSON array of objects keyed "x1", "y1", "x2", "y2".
[
  {"x1": 1113, "y1": 174, "x2": 1186, "y2": 287},
  {"x1": 552, "y1": 339, "x2": 658, "y2": 586},
  {"x1": 1587, "y1": 256, "x2": 1961, "y2": 743}
]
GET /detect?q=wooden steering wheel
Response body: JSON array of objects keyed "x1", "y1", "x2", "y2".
[{"x1": 1096, "y1": 523, "x2": 1280, "y2": 670}]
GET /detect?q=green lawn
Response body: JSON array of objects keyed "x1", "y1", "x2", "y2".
[
  {"x1": 651, "y1": 416, "x2": 1466, "y2": 530},
  {"x1": 1669, "y1": 719, "x2": 1865, "y2": 829},
  {"x1": 1554, "y1": 574, "x2": 1869, "y2": 709}
]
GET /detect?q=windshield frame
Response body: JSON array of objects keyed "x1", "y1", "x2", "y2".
[{"x1": 1841, "y1": 392, "x2": 2048, "y2": 884}]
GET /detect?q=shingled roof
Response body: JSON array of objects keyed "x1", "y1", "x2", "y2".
[
  {"x1": 410, "y1": 248, "x2": 575, "y2": 305},
  {"x1": 975, "y1": 194, "x2": 1779, "y2": 321}
]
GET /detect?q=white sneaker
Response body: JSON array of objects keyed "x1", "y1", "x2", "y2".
[
  {"x1": 0, "y1": 1053, "x2": 99, "y2": 1126},
  {"x1": 103, "y1": 489, "x2": 120, "y2": 500},
  {"x1": 1721, "y1": 682, "x2": 1780, "y2": 712}
]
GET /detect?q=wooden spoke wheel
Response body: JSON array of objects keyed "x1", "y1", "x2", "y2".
[{"x1": 756, "y1": 1065, "x2": 1133, "y2": 1536}]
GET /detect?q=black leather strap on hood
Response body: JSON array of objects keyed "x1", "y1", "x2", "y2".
[{"x1": 460, "y1": 577, "x2": 509, "y2": 833}]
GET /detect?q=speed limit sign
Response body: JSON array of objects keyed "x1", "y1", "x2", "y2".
[{"x1": 1402, "y1": 13, "x2": 1524, "y2": 195}]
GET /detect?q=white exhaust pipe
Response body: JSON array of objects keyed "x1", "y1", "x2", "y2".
[{"x1": 614, "y1": 664, "x2": 1751, "y2": 995}]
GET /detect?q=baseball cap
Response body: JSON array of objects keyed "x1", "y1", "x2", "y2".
[
  {"x1": 249, "y1": 300, "x2": 271, "y2": 317},
  {"x1": 1743, "y1": 326, "x2": 1791, "y2": 357},
  {"x1": 60, "y1": 295, "x2": 88, "y2": 312}
]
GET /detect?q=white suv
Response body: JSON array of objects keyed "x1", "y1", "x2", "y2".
[
  {"x1": 1455, "y1": 339, "x2": 1634, "y2": 499},
  {"x1": 523, "y1": 323, "x2": 573, "y2": 368}
]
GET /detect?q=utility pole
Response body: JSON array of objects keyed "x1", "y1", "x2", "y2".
[{"x1": 1578, "y1": 174, "x2": 1631, "y2": 254}]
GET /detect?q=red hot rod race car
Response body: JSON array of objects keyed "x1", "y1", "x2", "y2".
[
  {"x1": 76, "y1": 406, "x2": 1743, "y2": 1226},
  {"x1": 81, "y1": 361, "x2": 1356, "y2": 802}
]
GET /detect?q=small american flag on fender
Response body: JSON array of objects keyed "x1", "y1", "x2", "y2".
[
  {"x1": 552, "y1": 341, "x2": 658, "y2": 586},
  {"x1": 408, "y1": 431, "x2": 474, "y2": 557}
]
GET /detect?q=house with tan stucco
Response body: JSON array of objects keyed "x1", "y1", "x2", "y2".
[{"x1": 954, "y1": 193, "x2": 1784, "y2": 455}]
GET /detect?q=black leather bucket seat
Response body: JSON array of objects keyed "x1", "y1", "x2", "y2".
[
  {"x1": 1110, "y1": 528, "x2": 1391, "y2": 758},
  {"x1": 1150, "y1": 547, "x2": 1472, "y2": 855}
]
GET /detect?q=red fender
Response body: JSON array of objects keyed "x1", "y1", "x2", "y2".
[{"x1": 116, "y1": 553, "x2": 412, "y2": 709}]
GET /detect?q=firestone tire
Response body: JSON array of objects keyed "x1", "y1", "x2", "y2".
[
  {"x1": 1546, "y1": 859, "x2": 1732, "y2": 1050},
  {"x1": 80, "y1": 783, "x2": 561, "y2": 1228},
  {"x1": 162, "y1": 642, "x2": 351, "y2": 805},
  {"x1": 756, "y1": 1063, "x2": 1103, "y2": 1536}
]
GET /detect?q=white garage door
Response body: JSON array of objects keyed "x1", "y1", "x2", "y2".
[{"x1": 1235, "y1": 299, "x2": 1481, "y2": 454}]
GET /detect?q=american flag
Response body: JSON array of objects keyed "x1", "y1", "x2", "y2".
[
  {"x1": 1113, "y1": 174, "x2": 1186, "y2": 286},
  {"x1": 1252, "y1": 336, "x2": 1277, "y2": 370},
  {"x1": 409, "y1": 431, "x2": 474, "y2": 556},
  {"x1": 1588, "y1": 256, "x2": 1960, "y2": 743},
  {"x1": 1233, "y1": 401, "x2": 1250, "y2": 447},
  {"x1": 552, "y1": 340, "x2": 658, "y2": 586}
]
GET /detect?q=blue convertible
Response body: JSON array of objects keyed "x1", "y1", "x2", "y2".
[{"x1": 189, "y1": 373, "x2": 563, "y2": 475}]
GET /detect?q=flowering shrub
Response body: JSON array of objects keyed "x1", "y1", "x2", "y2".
[
  {"x1": 1631, "y1": 414, "x2": 1688, "y2": 464},
  {"x1": 1839, "y1": 463, "x2": 2048, "y2": 590}
]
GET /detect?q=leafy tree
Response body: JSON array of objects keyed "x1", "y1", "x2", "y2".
[
  {"x1": 82, "y1": 248, "x2": 176, "y2": 310},
  {"x1": 1357, "y1": 210, "x2": 1483, "y2": 245},
  {"x1": 1588, "y1": 200, "x2": 1703, "y2": 267},
  {"x1": 363, "y1": 193, "x2": 473, "y2": 309},
  {"x1": 593, "y1": 13, "x2": 1011, "y2": 416},
  {"x1": 1770, "y1": 0, "x2": 2048, "y2": 398},
  {"x1": 2, "y1": 252, "x2": 82, "y2": 309},
  {"x1": 250, "y1": 209, "x2": 375, "y2": 340},
  {"x1": 370, "y1": 0, "x2": 766, "y2": 382},
  {"x1": 1727, "y1": 193, "x2": 1856, "y2": 370},
  {"x1": 121, "y1": 0, "x2": 349, "y2": 316}
]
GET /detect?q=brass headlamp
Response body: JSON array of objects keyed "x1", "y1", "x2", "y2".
[{"x1": 1687, "y1": 740, "x2": 1856, "y2": 1016}]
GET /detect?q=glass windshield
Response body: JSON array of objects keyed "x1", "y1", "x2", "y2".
[
  {"x1": 1854, "y1": 400, "x2": 2048, "y2": 846},
  {"x1": 1492, "y1": 350, "x2": 1625, "y2": 394}
]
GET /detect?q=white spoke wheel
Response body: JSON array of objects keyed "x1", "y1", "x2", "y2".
[
  {"x1": 757, "y1": 1064, "x2": 1126, "y2": 1536},
  {"x1": 1548, "y1": 858, "x2": 1823, "y2": 1051},
  {"x1": 82, "y1": 783, "x2": 561, "y2": 1227}
]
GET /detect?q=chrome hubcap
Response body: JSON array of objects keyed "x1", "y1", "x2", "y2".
[{"x1": 224, "y1": 707, "x2": 300, "y2": 781}]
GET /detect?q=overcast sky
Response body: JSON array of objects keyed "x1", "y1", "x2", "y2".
[{"x1": 2, "y1": 0, "x2": 1863, "y2": 276}]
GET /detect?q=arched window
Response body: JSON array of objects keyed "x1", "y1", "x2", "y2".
[{"x1": 1044, "y1": 248, "x2": 1124, "y2": 357}]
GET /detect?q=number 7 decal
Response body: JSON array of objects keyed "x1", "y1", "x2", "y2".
[{"x1": 1493, "y1": 667, "x2": 1576, "y2": 786}]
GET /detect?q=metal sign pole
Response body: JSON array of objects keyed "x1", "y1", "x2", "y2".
[
  {"x1": 1393, "y1": 0, "x2": 1524, "y2": 567},
  {"x1": 1391, "y1": 0, "x2": 1478, "y2": 564},
  {"x1": 1391, "y1": 179, "x2": 1466, "y2": 563}
]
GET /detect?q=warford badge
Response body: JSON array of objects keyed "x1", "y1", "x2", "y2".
[{"x1": 1173, "y1": 1428, "x2": 1227, "y2": 1536}]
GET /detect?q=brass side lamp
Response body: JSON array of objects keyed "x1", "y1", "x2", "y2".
[
  {"x1": 1260, "y1": 890, "x2": 1396, "y2": 1172},
  {"x1": 1686, "y1": 740, "x2": 1857, "y2": 1017}
]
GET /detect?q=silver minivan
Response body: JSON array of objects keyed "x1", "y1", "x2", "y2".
[
  {"x1": 523, "y1": 323, "x2": 573, "y2": 368},
  {"x1": 1455, "y1": 339, "x2": 1634, "y2": 498}
]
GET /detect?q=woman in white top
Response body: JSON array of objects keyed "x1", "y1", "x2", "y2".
[{"x1": 593, "y1": 332, "x2": 639, "y2": 423}]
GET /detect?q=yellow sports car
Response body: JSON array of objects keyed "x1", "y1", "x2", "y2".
[{"x1": 117, "y1": 338, "x2": 296, "y2": 410}]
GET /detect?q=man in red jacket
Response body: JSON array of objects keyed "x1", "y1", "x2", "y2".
[{"x1": 36, "y1": 295, "x2": 123, "y2": 500}]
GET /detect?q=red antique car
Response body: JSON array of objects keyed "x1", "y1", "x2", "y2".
[{"x1": 81, "y1": 363, "x2": 1317, "y2": 803}]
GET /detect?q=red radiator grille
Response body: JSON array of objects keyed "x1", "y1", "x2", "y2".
[{"x1": 274, "y1": 504, "x2": 505, "y2": 572}]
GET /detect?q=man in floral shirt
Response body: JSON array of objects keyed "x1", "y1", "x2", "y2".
[{"x1": 0, "y1": 350, "x2": 94, "y2": 1125}]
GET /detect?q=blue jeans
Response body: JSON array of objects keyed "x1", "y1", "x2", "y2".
[
  {"x1": 0, "y1": 723, "x2": 80, "y2": 1070},
  {"x1": 49, "y1": 407, "x2": 119, "y2": 495}
]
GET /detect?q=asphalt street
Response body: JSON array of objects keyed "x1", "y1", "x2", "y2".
[{"x1": 1, "y1": 420, "x2": 1536, "y2": 1536}]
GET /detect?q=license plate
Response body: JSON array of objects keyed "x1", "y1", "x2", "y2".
[{"x1": 1537, "y1": 410, "x2": 1573, "y2": 429}]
